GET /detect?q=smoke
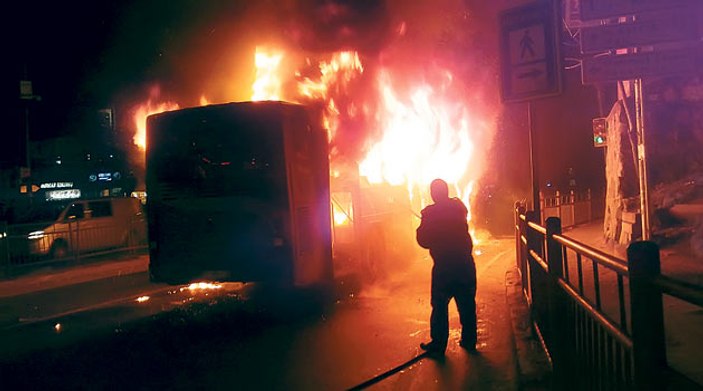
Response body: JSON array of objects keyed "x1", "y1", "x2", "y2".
[
  {"x1": 105, "y1": 0, "x2": 501, "y2": 197},
  {"x1": 281, "y1": 0, "x2": 392, "y2": 54}
]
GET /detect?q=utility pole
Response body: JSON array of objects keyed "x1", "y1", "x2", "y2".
[
  {"x1": 634, "y1": 79, "x2": 650, "y2": 240},
  {"x1": 20, "y1": 66, "x2": 41, "y2": 205},
  {"x1": 24, "y1": 105, "x2": 31, "y2": 170},
  {"x1": 528, "y1": 101, "x2": 540, "y2": 220}
]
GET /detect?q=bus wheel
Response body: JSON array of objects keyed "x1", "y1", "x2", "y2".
[{"x1": 50, "y1": 240, "x2": 69, "y2": 259}]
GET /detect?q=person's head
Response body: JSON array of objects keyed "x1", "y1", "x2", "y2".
[{"x1": 430, "y1": 179, "x2": 449, "y2": 203}]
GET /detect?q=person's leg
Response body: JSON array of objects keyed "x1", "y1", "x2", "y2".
[
  {"x1": 426, "y1": 277, "x2": 451, "y2": 351},
  {"x1": 455, "y1": 281, "x2": 477, "y2": 348}
]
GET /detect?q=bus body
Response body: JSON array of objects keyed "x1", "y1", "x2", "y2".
[{"x1": 146, "y1": 101, "x2": 332, "y2": 287}]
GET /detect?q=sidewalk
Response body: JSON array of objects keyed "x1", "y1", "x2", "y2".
[
  {"x1": 0, "y1": 255, "x2": 149, "y2": 299},
  {"x1": 562, "y1": 220, "x2": 703, "y2": 285},
  {"x1": 547, "y1": 219, "x2": 703, "y2": 386}
]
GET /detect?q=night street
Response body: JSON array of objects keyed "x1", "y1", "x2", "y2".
[
  {"x1": 1, "y1": 239, "x2": 517, "y2": 390},
  {"x1": 3, "y1": 0, "x2": 703, "y2": 389}
]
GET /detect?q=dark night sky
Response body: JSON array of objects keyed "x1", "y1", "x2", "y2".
[
  {"x1": 3, "y1": 0, "x2": 142, "y2": 166},
  {"x1": 2, "y1": 0, "x2": 262, "y2": 166},
  {"x1": 1, "y1": 0, "x2": 601, "y2": 194},
  {"x1": 1, "y1": 0, "x2": 394, "y2": 167}
]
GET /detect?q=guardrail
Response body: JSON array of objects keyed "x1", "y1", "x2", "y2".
[
  {"x1": 515, "y1": 205, "x2": 703, "y2": 390},
  {"x1": 0, "y1": 218, "x2": 147, "y2": 274},
  {"x1": 540, "y1": 189, "x2": 593, "y2": 228}
]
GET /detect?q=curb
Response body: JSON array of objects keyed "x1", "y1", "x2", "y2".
[{"x1": 505, "y1": 267, "x2": 552, "y2": 390}]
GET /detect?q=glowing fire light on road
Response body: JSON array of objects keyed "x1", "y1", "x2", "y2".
[
  {"x1": 180, "y1": 282, "x2": 223, "y2": 292},
  {"x1": 132, "y1": 99, "x2": 179, "y2": 150},
  {"x1": 135, "y1": 296, "x2": 150, "y2": 303}
]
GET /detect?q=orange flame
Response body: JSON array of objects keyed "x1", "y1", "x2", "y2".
[
  {"x1": 245, "y1": 46, "x2": 487, "y2": 225},
  {"x1": 298, "y1": 51, "x2": 364, "y2": 100},
  {"x1": 132, "y1": 45, "x2": 491, "y2": 233},
  {"x1": 252, "y1": 47, "x2": 284, "y2": 101},
  {"x1": 359, "y1": 70, "x2": 478, "y2": 211},
  {"x1": 132, "y1": 99, "x2": 179, "y2": 150},
  {"x1": 333, "y1": 205, "x2": 351, "y2": 226}
]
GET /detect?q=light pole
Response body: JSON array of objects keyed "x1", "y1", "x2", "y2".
[{"x1": 19, "y1": 80, "x2": 41, "y2": 204}]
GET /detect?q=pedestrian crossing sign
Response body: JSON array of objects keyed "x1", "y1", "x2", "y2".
[{"x1": 500, "y1": 1, "x2": 562, "y2": 103}]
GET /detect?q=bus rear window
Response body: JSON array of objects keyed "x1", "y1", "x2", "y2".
[{"x1": 149, "y1": 111, "x2": 286, "y2": 201}]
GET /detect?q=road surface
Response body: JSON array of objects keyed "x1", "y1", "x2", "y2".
[{"x1": 0, "y1": 238, "x2": 519, "y2": 390}]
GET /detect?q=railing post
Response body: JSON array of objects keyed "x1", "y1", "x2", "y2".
[
  {"x1": 568, "y1": 190, "x2": 576, "y2": 226},
  {"x1": 525, "y1": 210, "x2": 541, "y2": 307},
  {"x1": 518, "y1": 206, "x2": 529, "y2": 290},
  {"x1": 546, "y1": 216, "x2": 569, "y2": 388},
  {"x1": 628, "y1": 241, "x2": 667, "y2": 390},
  {"x1": 515, "y1": 203, "x2": 526, "y2": 269},
  {"x1": 526, "y1": 211, "x2": 542, "y2": 259},
  {"x1": 0, "y1": 221, "x2": 8, "y2": 277},
  {"x1": 76, "y1": 219, "x2": 82, "y2": 262},
  {"x1": 539, "y1": 191, "x2": 545, "y2": 224}
]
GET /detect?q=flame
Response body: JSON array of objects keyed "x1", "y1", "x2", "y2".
[
  {"x1": 332, "y1": 192, "x2": 354, "y2": 226},
  {"x1": 199, "y1": 95, "x2": 211, "y2": 106},
  {"x1": 358, "y1": 70, "x2": 478, "y2": 218},
  {"x1": 132, "y1": 99, "x2": 179, "y2": 150},
  {"x1": 297, "y1": 51, "x2": 364, "y2": 100},
  {"x1": 252, "y1": 47, "x2": 284, "y2": 101},
  {"x1": 245, "y1": 46, "x2": 485, "y2": 226},
  {"x1": 333, "y1": 206, "x2": 350, "y2": 225},
  {"x1": 360, "y1": 72, "x2": 474, "y2": 184},
  {"x1": 133, "y1": 45, "x2": 492, "y2": 235}
]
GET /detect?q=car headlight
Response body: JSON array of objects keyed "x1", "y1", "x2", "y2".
[{"x1": 28, "y1": 230, "x2": 45, "y2": 240}]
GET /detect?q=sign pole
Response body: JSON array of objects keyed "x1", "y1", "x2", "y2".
[
  {"x1": 634, "y1": 78, "x2": 650, "y2": 240},
  {"x1": 499, "y1": 0, "x2": 561, "y2": 222},
  {"x1": 528, "y1": 101, "x2": 540, "y2": 221}
]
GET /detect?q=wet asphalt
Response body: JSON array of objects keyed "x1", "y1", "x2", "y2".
[{"x1": 0, "y1": 238, "x2": 519, "y2": 390}]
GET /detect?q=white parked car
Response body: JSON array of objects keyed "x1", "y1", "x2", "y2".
[{"x1": 28, "y1": 197, "x2": 147, "y2": 258}]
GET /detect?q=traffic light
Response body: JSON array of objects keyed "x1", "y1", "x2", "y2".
[{"x1": 592, "y1": 117, "x2": 607, "y2": 147}]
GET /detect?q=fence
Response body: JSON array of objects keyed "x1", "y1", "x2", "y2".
[
  {"x1": 515, "y1": 205, "x2": 703, "y2": 390},
  {"x1": 0, "y1": 217, "x2": 147, "y2": 274},
  {"x1": 540, "y1": 189, "x2": 593, "y2": 228}
]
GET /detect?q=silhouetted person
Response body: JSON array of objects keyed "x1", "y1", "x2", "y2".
[{"x1": 416, "y1": 179, "x2": 477, "y2": 355}]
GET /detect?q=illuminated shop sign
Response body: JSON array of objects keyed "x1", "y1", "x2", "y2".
[
  {"x1": 46, "y1": 189, "x2": 81, "y2": 201},
  {"x1": 40, "y1": 182, "x2": 74, "y2": 189},
  {"x1": 90, "y1": 172, "x2": 121, "y2": 182}
]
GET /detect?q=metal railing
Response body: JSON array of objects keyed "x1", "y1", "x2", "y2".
[
  {"x1": 515, "y1": 205, "x2": 703, "y2": 390},
  {"x1": 0, "y1": 217, "x2": 147, "y2": 274},
  {"x1": 540, "y1": 189, "x2": 593, "y2": 228}
]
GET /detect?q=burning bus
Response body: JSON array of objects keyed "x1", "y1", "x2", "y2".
[
  {"x1": 145, "y1": 101, "x2": 333, "y2": 287},
  {"x1": 136, "y1": 43, "x2": 493, "y2": 285},
  {"x1": 145, "y1": 99, "x2": 415, "y2": 286}
]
